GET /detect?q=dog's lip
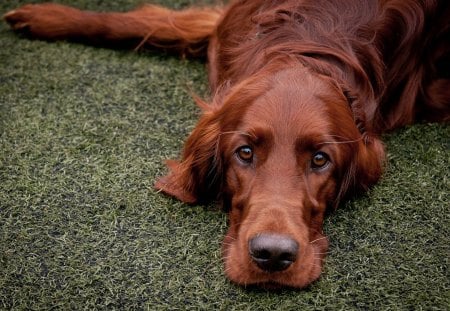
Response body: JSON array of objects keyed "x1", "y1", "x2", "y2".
[
  {"x1": 248, "y1": 264, "x2": 301, "y2": 285},
  {"x1": 243, "y1": 266, "x2": 319, "y2": 289}
]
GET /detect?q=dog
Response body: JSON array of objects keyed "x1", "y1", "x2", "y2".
[{"x1": 4, "y1": 0, "x2": 449, "y2": 289}]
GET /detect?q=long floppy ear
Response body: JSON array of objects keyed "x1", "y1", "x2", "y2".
[
  {"x1": 154, "y1": 106, "x2": 222, "y2": 204},
  {"x1": 337, "y1": 88, "x2": 386, "y2": 203},
  {"x1": 336, "y1": 131, "x2": 385, "y2": 208},
  {"x1": 353, "y1": 134, "x2": 385, "y2": 192}
]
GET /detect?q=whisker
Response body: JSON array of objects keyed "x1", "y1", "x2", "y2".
[
  {"x1": 221, "y1": 242, "x2": 235, "y2": 248},
  {"x1": 218, "y1": 130, "x2": 255, "y2": 138},
  {"x1": 223, "y1": 236, "x2": 237, "y2": 242},
  {"x1": 318, "y1": 137, "x2": 363, "y2": 145},
  {"x1": 310, "y1": 236, "x2": 327, "y2": 244}
]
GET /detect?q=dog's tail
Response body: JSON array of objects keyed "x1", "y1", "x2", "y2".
[
  {"x1": 4, "y1": 3, "x2": 224, "y2": 57},
  {"x1": 130, "y1": 5, "x2": 223, "y2": 57}
]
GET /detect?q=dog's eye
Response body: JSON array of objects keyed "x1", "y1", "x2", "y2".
[
  {"x1": 236, "y1": 145, "x2": 253, "y2": 163},
  {"x1": 311, "y1": 151, "x2": 329, "y2": 169}
]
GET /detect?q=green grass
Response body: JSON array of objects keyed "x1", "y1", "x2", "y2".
[{"x1": 1, "y1": 1, "x2": 449, "y2": 309}]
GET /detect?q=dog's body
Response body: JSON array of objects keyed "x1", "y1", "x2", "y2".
[{"x1": 5, "y1": 0, "x2": 449, "y2": 288}]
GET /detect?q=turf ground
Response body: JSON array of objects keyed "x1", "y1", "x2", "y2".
[{"x1": 1, "y1": 1, "x2": 449, "y2": 309}]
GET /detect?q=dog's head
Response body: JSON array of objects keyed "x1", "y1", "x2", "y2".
[{"x1": 155, "y1": 65, "x2": 384, "y2": 288}]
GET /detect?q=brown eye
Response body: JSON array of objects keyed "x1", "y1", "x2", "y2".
[
  {"x1": 311, "y1": 151, "x2": 329, "y2": 169},
  {"x1": 236, "y1": 145, "x2": 253, "y2": 163}
]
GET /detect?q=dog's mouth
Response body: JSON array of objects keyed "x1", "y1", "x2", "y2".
[{"x1": 222, "y1": 230, "x2": 329, "y2": 289}]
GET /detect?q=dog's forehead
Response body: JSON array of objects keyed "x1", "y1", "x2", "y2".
[{"x1": 242, "y1": 68, "x2": 336, "y2": 139}]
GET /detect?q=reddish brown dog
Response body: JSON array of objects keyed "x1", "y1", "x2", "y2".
[{"x1": 5, "y1": 0, "x2": 449, "y2": 288}]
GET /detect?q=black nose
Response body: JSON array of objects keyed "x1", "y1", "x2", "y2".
[{"x1": 249, "y1": 233, "x2": 299, "y2": 272}]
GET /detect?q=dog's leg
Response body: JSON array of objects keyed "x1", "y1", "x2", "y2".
[{"x1": 4, "y1": 3, "x2": 222, "y2": 56}]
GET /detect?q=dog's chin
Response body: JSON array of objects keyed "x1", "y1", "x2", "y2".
[{"x1": 224, "y1": 260, "x2": 324, "y2": 290}]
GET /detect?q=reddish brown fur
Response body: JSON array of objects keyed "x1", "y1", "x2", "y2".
[{"x1": 5, "y1": 0, "x2": 449, "y2": 288}]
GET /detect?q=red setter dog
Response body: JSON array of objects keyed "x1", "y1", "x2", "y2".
[{"x1": 5, "y1": 0, "x2": 449, "y2": 289}]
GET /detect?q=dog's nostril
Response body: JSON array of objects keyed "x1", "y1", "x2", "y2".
[
  {"x1": 249, "y1": 233, "x2": 299, "y2": 272},
  {"x1": 254, "y1": 249, "x2": 271, "y2": 260}
]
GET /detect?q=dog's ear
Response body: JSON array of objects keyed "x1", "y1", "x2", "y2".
[
  {"x1": 336, "y1": 133, "x2": 385, "y2": 208},
  {"x1": 336, "y1": 88, "x2": 386, "y2": 204},
  {"x1": 154, "y1": 106, "x2": 222, "y2": 204},
  {"x1": 353, "y1": 134, "x2": 385, "y2": 192}
]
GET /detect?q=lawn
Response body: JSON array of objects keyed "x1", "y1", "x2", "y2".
[{"x1": 1, "y1": 0, "x2": 449, "y2": 310}]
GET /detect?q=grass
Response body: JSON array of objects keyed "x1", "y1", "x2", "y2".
[{"x1": 0, "y1": 0, "x2": 449, "y2": 309}]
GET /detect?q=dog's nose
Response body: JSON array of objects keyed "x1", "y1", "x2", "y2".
[{"x1": 249, "y1": 233, "x2": 299, "y2": 272}]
